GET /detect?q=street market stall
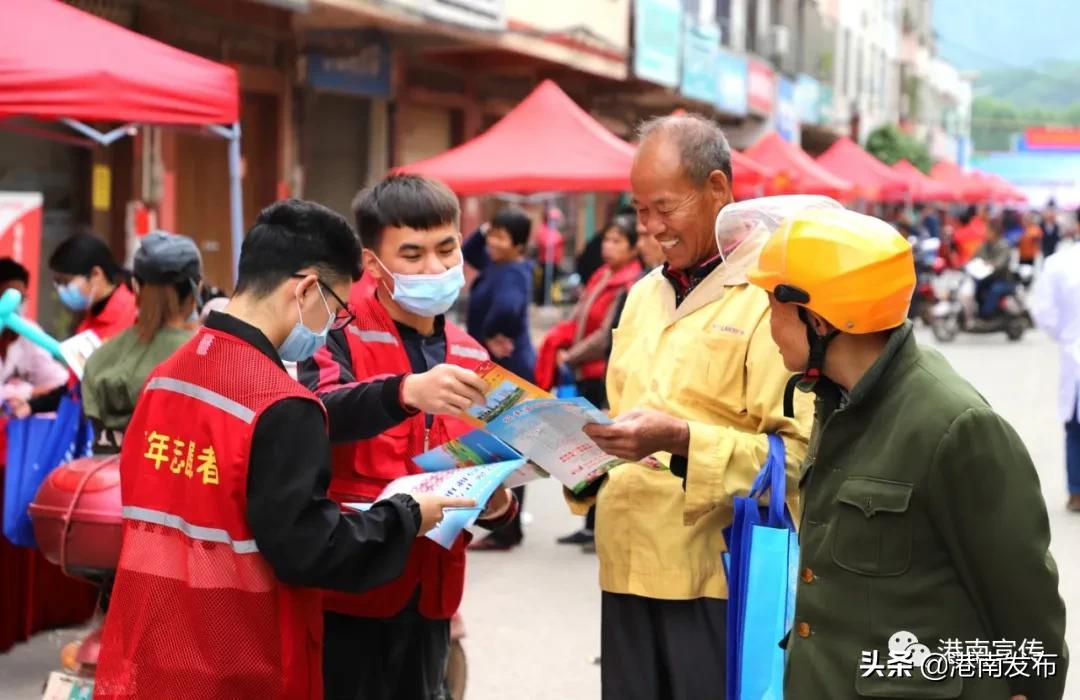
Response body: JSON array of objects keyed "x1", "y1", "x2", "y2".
[
  {"x1": 816, "y1": 137, "x2": 911, "y2": 203},
  {"x1": 0, "y1": 0, "x2": 240, "y2": 655},
  {"x1": 891, "y1": 160, "x2": 962, "y2": 203},
  {"x1": 745, "y1": 131, "x2": 856, "y2": 200}
]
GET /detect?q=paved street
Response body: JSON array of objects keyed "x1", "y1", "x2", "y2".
[{"x1": 1, "y1": 326, "x2": 1077, "y2": 698}]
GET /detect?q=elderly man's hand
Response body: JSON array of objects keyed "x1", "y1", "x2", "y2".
[{"x1": 582, "y1": 409, "x2": 690, "y2": 461}]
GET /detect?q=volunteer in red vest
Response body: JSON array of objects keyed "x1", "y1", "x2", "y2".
[
  {"x1": 50, "y1": 233, "x2": 138, "y2": 340},
  {"x1": 299, "y1": 174, "x2": 518, "y2": 700},
  {"x1": 16, "y1": 234, "x2": 138, "y2": 417},
  {"x1": 94, "y1": 199, "x2": 475, "y2": 700}
]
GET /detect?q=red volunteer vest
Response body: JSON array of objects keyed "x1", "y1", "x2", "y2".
[
  {"x1": 95, "y1": 328, "x2": 327, "y2": 700},
  {"x1": 78, "y1": 283, "x2": 137, "y2": 341},
  {"x1": 322, "y1": 284, "x2": 488, "y2": 620}
]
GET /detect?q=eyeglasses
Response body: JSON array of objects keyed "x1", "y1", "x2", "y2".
[{"x1": 291, "y1": 274, "x2": 355, "y2": 331}]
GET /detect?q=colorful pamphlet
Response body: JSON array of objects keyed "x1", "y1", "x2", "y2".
[
  {"x1": 344, "y1": 458, "x2": 525, "y2": 550},
  {"x1": 414, "y1": 361, "x2": 626, "y2": 494}
]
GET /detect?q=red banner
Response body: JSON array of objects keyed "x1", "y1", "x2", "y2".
[
  {"x1": 1023, "y1": 127, "x2": 1080, "y2": 151},
  {"x1": 0, "y1": 193, "x2": 43, "y2": 320},
  {"x1": 748, "y1": 59, "x2": 776, "y2": 116}
]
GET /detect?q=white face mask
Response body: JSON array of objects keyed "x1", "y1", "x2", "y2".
[{"x1": 376, "y1": 257, "x2": 465, "y2": 317}]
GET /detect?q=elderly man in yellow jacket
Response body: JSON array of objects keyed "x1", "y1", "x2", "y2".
[{"x1": 574, "y1": 114, "x2": 813, "y2": 700}]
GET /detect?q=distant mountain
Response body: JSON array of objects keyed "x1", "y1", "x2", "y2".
[
  {"x1": 933, "y1": 0, "x2": 1080, "y2": 71},
  {"x1": 976, "y1": 61, "x2": 1080, "y2": 110}
]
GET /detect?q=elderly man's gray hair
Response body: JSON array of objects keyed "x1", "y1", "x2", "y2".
[{"x1": 636, "y1": 114, "x2": 733, "y2": 187}]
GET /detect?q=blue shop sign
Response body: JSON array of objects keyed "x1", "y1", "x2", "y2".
[
  {"x1": 715, "y1": 48, "x2": 748, "y2": 116},
  {"x1": 305, "y1": 30, "x2": 391, "y2": 98},
  {"x1": 634, "y1": 0, "x2": 682, "y2": 88}
]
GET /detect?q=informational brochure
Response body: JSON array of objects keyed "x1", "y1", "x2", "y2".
[
  {"x1": 412, "y1": 429, "x2": 548, "y2": 489},
  {"x1": 58, "y1": 330, "x2": 102, "y2": 381},
  {"x1": 414, "y1": 361, "x2": 626, "y2": 494},
  {"x1": 344, "y1": 458, "x2": 525, "y2": 550}
]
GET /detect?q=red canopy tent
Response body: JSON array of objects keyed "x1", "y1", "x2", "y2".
[
  {"x1": 0, "y1": 0, "x2": 241, "y2": 653},
  {"x1": 972, "y1": 171, "x2": 1027, "y2": 204},
  {"x1": 731, "y1": 150, "x2": 779, "y2": 200},
  {"x1": 930, "y1": 161, "x2": 992, "y2": 204},
  {"x1": 0, "y1": 0, "x2": 243, "y2": 274},
  {"x1": 745, "y1": 131, "x2": 855, "y2": 200},
  {"x1": 0, "y1": 0, "x2": 237, "y2": 124},
  {"x1": 891, "y1": 160, "x2": 961, "y2": 203},
  {"x1": 816, "y1": 137, "x2": 910, "y2": 202},
  {"x1": 398, "y1": 80, "x2": 635, "y2": 195}
]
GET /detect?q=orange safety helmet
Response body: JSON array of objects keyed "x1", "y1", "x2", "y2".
[{"x1": 748, "y1": 208, "x2": 916, "y2": 333}]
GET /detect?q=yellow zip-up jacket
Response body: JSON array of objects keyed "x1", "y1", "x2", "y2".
[{"x1": 569, "y1": 232, "x2": 812, "y2": 600}]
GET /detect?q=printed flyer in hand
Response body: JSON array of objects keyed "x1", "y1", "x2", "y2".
[
  {"x1": 344, "y1": 458, "x2": 525, "y2": 550},
  {"x1": 414, "y1": 361, "x2": 625, "y2": 494}
]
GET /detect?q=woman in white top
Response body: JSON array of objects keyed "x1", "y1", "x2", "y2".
[{"x1": 0, "y1": 259, "x2": 68, "y2": 403}]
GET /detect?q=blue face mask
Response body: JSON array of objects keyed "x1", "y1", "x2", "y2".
[
  {"x1": 378, "y1": 259, "x2": 465, "y2": 317},
  {"x1": 56, "y1": 279, "x2": 90, "y2": 312},
  {"x1": 278, "y1": 283, "x2": 334, "y2": 362}
]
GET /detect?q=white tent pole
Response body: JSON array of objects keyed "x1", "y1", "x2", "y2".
[
  {"x1": 209, "y1": 123, "x2": 244, "y2": 286},
  {"x1": 60, "y1": 119, "x2": 136, "y2": 145},
  {"x1": 226, "y1": 124, "x2": 243, "y2": 285}
]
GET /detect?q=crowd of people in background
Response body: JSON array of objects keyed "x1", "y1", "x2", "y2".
[{"x1": 0, "y1": 131, "x2": 1075, "y2": 699}]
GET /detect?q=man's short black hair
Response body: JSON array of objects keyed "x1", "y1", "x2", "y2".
[
  {"x1": 0, "y1": 258, "x2": 30, "y2": 286},
  {"x1": 353, "y1": 175, "x2": 460, "y2": 252},
  {"x1": 49, "y1": 233, "x2": 122, "y2": 279},
  {"x1": 235, "y1": 199, "x2": 361, "y2": 298},
  {"x1": 491, "y1": 207, "x2": 532, "y2": 248}
]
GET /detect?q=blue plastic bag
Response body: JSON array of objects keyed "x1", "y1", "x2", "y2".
[
  {"x1": 723, "y1": 434, "x2": 799, "y2": 700},
  {"x1": 553, "y1": 364, "x2": 579, "y2": 399},
  {"x1": 2, "y1": 393, "x2": 94, "y2": 547}
]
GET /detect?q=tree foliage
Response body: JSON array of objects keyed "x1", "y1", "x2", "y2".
[
  {"x1": 864, "y1": 125, "x2": 933, "y2": 173},
  {"x1": 972, "y1": 95, "x2": 1080, "y2": 152}
]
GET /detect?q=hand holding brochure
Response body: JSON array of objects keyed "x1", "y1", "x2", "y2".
[
  {"x1": 344, "y1": 458, "x2": 524, "y2": 550},
  {"x1": 415, "y1": 361, "x2": 625, "y2": 493},
  {"x1": 59, "y1": 330, "x2": 102, "y2": 381}
]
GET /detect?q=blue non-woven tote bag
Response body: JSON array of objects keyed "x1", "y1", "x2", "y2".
[
  {"x1": 2, "y1": 392, "x2": 94, "y2": 547},
  {"x1": 723, "y1": 434, "x2": 800, "y2": 700}
]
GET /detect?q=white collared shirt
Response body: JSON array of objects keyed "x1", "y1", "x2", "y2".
[{"x1": 1032, "y1": 242, "x2": 1080, "y2": 422}]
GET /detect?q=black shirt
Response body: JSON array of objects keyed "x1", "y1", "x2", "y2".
[
  {"x1": 202, "y1": 311, "x2": 421, "y2": 592},
  {"x1": 661, "y1": 252, "x2": 725, "y2": 307},
  {"x1": 395, "y1": 316, "x2": 447, "y2": 429}
]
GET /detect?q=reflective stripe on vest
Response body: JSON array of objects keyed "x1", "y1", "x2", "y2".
[
  {"x1": 144, "y1": 377, "x2": 256, "y2": 424},
  {"x1": 122, "y1": 505, "x2": 260, "y2": 554},
  {"x1": 349, "y1": 327, "x2": 398, "y2": 345},
  {"x1": 449, "y1": 344, "x2": 487, "y2": 361}
]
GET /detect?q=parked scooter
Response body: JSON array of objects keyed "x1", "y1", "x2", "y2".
[{"x1": 930, "y1": 257, "x2": 1029, "y2": 342}]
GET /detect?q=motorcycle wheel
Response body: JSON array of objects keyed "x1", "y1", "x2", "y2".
[
  {"x1": 447, "y1": 639, "x2": 467, "y2": 700},
  {"x1": 1005, "y1": 318, "x2": 1026, "y2": 342},
  {"x1": 931, "y1": 317, "x2": 958, "y2": 343}
]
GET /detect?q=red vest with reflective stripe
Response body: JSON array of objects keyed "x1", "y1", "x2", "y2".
[
  {"x1": 322, "y1": 283, "x2": 488, "y2": 620},
  {"x1": 78, "y1": 283, "x2": 138, "y2": 341},
  {"x1": 95, "y1": 328, "x2": 327, "y2": 700}
]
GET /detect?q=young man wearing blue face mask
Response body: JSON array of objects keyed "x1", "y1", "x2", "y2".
[
  {"x1": 94, "y1": 199, "x2": 475, "y2": 699},
  {"x1": 297, "y1": 175, "x2": 519, "y2": 700}
]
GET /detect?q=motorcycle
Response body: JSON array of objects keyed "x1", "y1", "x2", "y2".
[
  {"x1": 930, "y1": 257, "x2": 1029, "y2": 342},
  {"x1": 908, "y1": 237, "x2": 942, "y2": 327}
]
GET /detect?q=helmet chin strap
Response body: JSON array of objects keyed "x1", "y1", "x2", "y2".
[{"x1": 783, "y1": 307, "x2": 839, "y2": 418}]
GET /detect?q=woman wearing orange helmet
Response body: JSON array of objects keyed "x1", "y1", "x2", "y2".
[{"x1": 747, "y1": 206, "x2": 1067, "y2": 700}]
